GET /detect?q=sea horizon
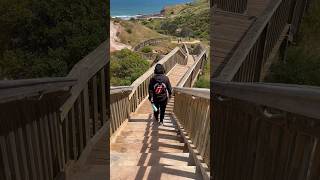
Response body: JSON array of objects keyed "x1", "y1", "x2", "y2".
[{"x1": 111, "y1": 0, "x2": 193, "y2": 19}]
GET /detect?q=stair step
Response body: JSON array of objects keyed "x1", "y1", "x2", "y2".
[
  {"x1": 125, "y1": 125, "x2": 178, "y2": 131},
  {"x1": 111, "y1": 143, "x2": 188, "y2": 153},
  {"x1": 111, "y1": 153, "x2": 195, "y2": 166},
  {"x1": 110, "y1": 166, "x2": 202, "y2": 180},
  {"x1": 115, "y1": 136, "x2": 183, "y2": 144},
  {"x1": 119, "y1": 130, "x2": 179, "y2": 137}
]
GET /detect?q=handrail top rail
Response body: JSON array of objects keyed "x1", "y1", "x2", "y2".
[
  {"x1": 174, "y1": 87, "x2": 210, "y2": 99},
  {"x1": 0, "y1": 77, "x2": 76, "y2": 103},
  {"x1": 111, "y1": 86, "x2": 133, "y2": 95},
  {"x1": 216, "y1": 0, "x2": 282, "y2": 81},
  {"x1": 212, "y1": 80, "x2": 320, "y2": 119},
  {"x1": 177, "y1": 49, "x2": 207, "y2": 87}
]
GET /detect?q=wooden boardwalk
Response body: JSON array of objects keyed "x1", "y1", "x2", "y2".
[
  {"x1": 212, "y1": 0, "x2": 270, "y2": 77},
  {"x1": 109, "y1": 54, "x2": 202, "y2": 179},
  {"x1": 68, "y1": 48, "x2": 196, "y2": 180}
]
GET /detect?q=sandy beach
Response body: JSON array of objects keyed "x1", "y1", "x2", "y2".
[{"x1": 110, "y1": 21, "x2": 131, "y2": 52}]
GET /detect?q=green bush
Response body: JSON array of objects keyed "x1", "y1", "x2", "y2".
[
  {"x1": 140, "y1": 46, "x2": 152, "y2": 53},
  {"x1": 266, "y1": 48, "x2": 320, "y2": 86},
  {"x1": 111, "y1": 49, "x2": 150, "y2": 86},
  {"x1": 194, "y1": 76, "x2": 209, "y2": 88},
  {"x1": 266, "y1": 1, "x2": 320, "y2": 86}
]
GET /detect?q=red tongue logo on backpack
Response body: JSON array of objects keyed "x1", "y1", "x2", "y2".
[{"x1": 155, "y1": 85, "x2": 163, "y2": 94}]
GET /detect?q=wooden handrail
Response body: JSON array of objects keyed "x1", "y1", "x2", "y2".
[
  {"x1": 214, "y1": 0, "x2": 309, "y2": 82},
  {"x1": 0, "y1": 78, "x2": 76, "y2": 103},
  {"x1": 174, "y1": 87, "x2": 210, "y2": 99},
  {"x1": 216, "y1": 0, "x2": 283, "y2": 81},
  {"x1": 212, "y1": 80, "x2": 320, "y2": 179},
  {"x1": 0, "y1": 78, "x2": 76, "y2": 179},
  {"x1": 212, "y1": 80, "x2": 320, "y2": 119},
  {"x1": 177, "y1": 49, "x2": 207, "y2": 87},
  {"x1": 173, "y1": 87, "x2": 210, "y2": 177}
]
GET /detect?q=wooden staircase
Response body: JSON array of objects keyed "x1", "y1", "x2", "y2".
[{"x1": 110, "y1": 98, "x2": 203, "y2": 180}]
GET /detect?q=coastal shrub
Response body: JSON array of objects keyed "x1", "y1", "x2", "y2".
[
  {"x1": 111, "y1": 49, "x2": 149, "y2": 86},
  {"x1": 141, "y1": 46, "x2": 152, "y2": 53}
]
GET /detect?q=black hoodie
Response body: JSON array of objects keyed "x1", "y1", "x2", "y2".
[{"x1": 148, "y1": 64, "x2": 172, "y2": 102}]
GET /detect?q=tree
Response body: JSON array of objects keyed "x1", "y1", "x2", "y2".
[
  {"x1": 180, "y1": 27, "x2": 193, "y2": 37},
  {"x1": 0, "y1": 0, "x2": 108, "y2": 79}
]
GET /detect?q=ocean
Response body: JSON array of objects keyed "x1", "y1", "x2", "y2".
[{"x1": 111, "y1": 0, "x2": 193, "y2": 19}]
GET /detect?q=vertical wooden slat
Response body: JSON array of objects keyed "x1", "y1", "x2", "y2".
[
  {"x1": 70, "y1": 106, "x2": 78, "y2": 159},
  {"x1": 0, "y1": 136, "x2": 11, "y2": 180},
  {"x1": 83, "y1": 85, "x2": 90, "y2": 142},
  {"x1": 16, "y1": 127, "x2": 30, "y2": 180},
  {"x1": 63, "y1": 116, "x2": 70, "y2": 163},
  {"x1": 77, "y1": 98, "x2": 84, "y2": 153},
  {"x1": 91, "y1": 76, "x2": 99, "y2": 134},
  {"x1": 25, "y1": 123, "x2": 38, "y2": 180},
  {"x1": 43, "y1": 114, "x2": 54, "y2": 179},
  {"x1": 31, "y1": 120, "x2": 44, "y2": 180},
  {"x1": 52, "y1": 112, "x2": 64, "y2": 171},
  {"x1": 100, "y1": 69, "x2": 107, "y2": 123}
]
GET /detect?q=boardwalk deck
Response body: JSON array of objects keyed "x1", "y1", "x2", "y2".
[{"x1": 212, "y1": 0, "x2": 271, "y2": 77}]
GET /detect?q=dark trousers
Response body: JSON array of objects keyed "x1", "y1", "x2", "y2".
[{"x1": 154, "y1": 100, "x2": 167, "y2": 123}]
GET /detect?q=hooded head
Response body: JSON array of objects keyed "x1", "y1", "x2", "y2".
[{"x1": 154, "y1": 64, "x2": 165, "y2": 74}]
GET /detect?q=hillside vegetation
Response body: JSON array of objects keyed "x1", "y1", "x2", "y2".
[
  {"x1": 141, "y1": 0, "x2": 210, "y2": 40},
  {"x1": 0, "y1": 0, "x2": 107, "y2": 79},
  {"x1": 266, "y1": 1, "x2": 320, "y2": 86}
]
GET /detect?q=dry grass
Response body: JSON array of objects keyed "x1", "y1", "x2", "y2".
[{"x1": 118, "y1": 20, "x2": 165, "y2": 47}]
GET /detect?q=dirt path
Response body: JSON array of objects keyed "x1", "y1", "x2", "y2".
[{"x1": 110, "y1": 21, "x2": 132, "y2": 52}]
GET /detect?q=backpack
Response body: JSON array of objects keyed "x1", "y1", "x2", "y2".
[{"x1": 153, "y1": 82, "x2": 168, "y2": 98}]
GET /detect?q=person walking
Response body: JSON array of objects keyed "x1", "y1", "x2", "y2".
[{"x1": 148, "y1": 64, "x2": 172, "y2": 125}]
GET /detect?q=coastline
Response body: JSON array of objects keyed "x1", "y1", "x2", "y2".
[{"x1": 111, "y1": 11, "x2": 165, "y2": 20}]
